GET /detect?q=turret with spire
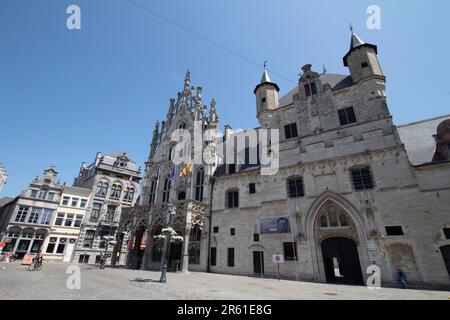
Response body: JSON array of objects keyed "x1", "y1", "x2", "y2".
[
  {"x1": 254, "y1": 62, "x2": 280, "y2": 124},
  {"x1": 343, "y1": 27, "x2": 384, "y2": 84}
]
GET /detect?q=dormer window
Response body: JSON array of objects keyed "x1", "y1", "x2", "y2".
[{"x1": 304, "y1": 82, "x2": 317, "y2": 97}]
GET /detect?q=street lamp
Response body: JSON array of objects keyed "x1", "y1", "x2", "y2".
[{"x1": 159, "y1": 204, "x2": 178, "y2": 283}]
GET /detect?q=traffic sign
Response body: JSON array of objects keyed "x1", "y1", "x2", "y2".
[{"x1": 272, "y1": 254, "x2": 284, "y2": 264}]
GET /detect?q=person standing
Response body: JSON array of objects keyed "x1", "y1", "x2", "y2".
[{"x1": 5, "y1": 251, "x2": 11, "y2": 263}]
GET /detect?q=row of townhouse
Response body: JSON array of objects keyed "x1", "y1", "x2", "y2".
[{"x1": 0, "y1": 151, "x2": 141, "y2": 264}]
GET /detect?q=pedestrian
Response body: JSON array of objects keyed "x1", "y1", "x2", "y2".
[
  {"x1": 5, "y1": 251, "x2": 11, "y2": 263},
  {"x1": 396, "y1": 269, "x2": 407, "y2": 289}
]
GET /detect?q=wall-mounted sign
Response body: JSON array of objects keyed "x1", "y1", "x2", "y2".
[{"x1": 260, "y1": 216, "x2": 291, "y2": 234}]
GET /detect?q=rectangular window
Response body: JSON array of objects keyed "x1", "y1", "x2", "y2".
[
  {"x1": 230, "y1": 228, "x2": 235, "y2": 236},
  {"x1": 47, "y1": 192, "x2": 55, "y2": 201},
  {"x1": 62, "y1": 196, "x2": 70, "y2": 206},
  {"x1": 284, "y1": 123, "x2": 298, "y2": 140},
  {"x1": 15, "y1": 206, "x2": 29, "y2": 223},
  {"x1": 65, "y1": 214, "x2": 74, "y2": 227},
  {"x1": 351, "y1": 168, "x2": 374, "y2": 190},
  {"x1": 304, "y1": 84, "x2": 311, "y2": 97},
  {"x1": 287, "y1": 178, "x2": 305, "y2": 198},
  {"x1": 226, "y1": 191, "x2": 239, "y2": 208},
  {"x1": 91, "y1": 203, "x2": 102, "y2": 219},
  {"x1": 210, "y1": 247, "x2": 217, "y2": 266},
  {"x1": 80, "y1": 199, "x2": 87, "y2": 208},
  {"x1": 227, "y1": 248, "x2": 235, "y2": 267},
  {"x1": 385, "y1": 226, "x2": 404, "y2": 236},
  {"x1": 28, "y1": 207, "x2": 41, "y2": 224},
  {"x1": 71, "y1": 198, "x2": 79, "y2": 207},
  {"x1": 310, "y1": 82, "x2": 317, "y2": 95},
  {"x1": 106, "y1": 206, "x2": 116, "y2": 221},
  {"x1": 253, "y1": 234, "x2": 260, "y2": 242},
  {"x1": 46, "y1": 238, "x2": 57, "y2": 254},
  {"x1": 338, "y1": 107, "x2": 357, "y2": 126},
  {"x1": 361, "y1": 61, "x2": 369, "y2": 68},
  {"x1": 83, "y1": 230, "x2": 95, "y2": 248},
  {"x1": 249, "y1": 183, "x2": 256, "y2": 194},
  {"x1": 54, "y1": 213, "x2": 65, "y2": 226},
  {"x1": 40, "y1": 209, "x2": 53, "y2": 225},
  {"x1": 283, "y1": 242, "x2": 298, "y2": 261},
  {"x1": 74, "y1": 215, "x2": 83, "y2": 228},
  {"x1": 30, "y1": 190, "x2": 38, "y2": 198},
  {"x1": 38, "y1": 191, "x2": 47, "y2": 200},
  {"x1": 56, "y1": 238, "x2": 67, "y2": 254},
  {"x1": 304, "y1": 82, "x2": 317, "y2": 97},
  {"x1": 213, "y1": 226, "x2": 219, "y2": 234},
  {"x1": 79, "y1": 255, "x2": 89, "y2": 264}
]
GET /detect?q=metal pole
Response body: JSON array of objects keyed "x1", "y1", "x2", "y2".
[{"x1": 159, "y1": 231, "x2": 169, "y2": 283}]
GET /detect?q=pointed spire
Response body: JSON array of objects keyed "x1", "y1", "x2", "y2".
[
  {"x1": 254, "y1": 64, "x2": 280, "y2": 94},
  {"x1": 260, "y1": 69, "x2": 272, "y2": 84},
  {"x1": 183, "y1": 70, "x2": 191, "y2": 91},
  {"x1": 350, "y1": 31, "x2": 365, "y2": 50}
]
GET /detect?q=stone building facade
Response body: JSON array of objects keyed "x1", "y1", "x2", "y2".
[
  {"x1": 209, "y1": 32, "x2": 450, "y2": 289},
  {"x1": 72, "y1": 151, "x2": 141, "y2": 265},
  {"x1": 43, "y1": 185, "x2": 91, "y2": 262},
  {"x1": 0, "y1": 165, "x2": 62, "y2": 259},
  {"x1": 124, "y1": 32, "x2": 450, "y2": 289}
]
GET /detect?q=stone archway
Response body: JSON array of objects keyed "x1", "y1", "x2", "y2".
[{"x1": 304, "y1": 191, "x2": 371, "y2": 284}]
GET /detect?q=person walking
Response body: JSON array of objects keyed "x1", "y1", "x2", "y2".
[{"x1": 396, "y1": 269, "x2": 407, "y2": 289}]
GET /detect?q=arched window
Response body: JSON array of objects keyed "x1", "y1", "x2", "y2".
[
  {"x1": 95, "y1": 181, "x2": 109, "y2": 197},
  {"x1": 195, "y1": 168, "x2": 204, "y2": 202},
  {"x1": 148, "y1": 178, "x2": 157, "y2": 204},
  {"x1": 179, "y1": 122, "x2": 186, "y2": 129},
  {"x1": 328, "y1": 206, "x2": 338, "y2": 227},
  {"x1": 110, "y1": 183, "x2": 122, "y2": 199},
  {"x1": 320, "y1": 215, "x2": 328, "y2": 228},
  {"x1": 178, "y1": 190, "x2": 186, "y2": 200},
  {"x1": 162, "y1": 177, "x2": 171, "y2": 203},
  {"x1": 339, "y1": 214, "x2": 348, "y2": 227},
  {"x1": 124, "y1": 187, "x2": 135, "y2": 202}
]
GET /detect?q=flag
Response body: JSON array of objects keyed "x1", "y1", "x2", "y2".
[
  {"x1": 179, "y1": 162, "x2": 192, "y2": 177},
  {"x1": 168, "y1": 166, "x2": 175, "y2": 182},
  {"x1": 125, "y1": 175, "x2": 133, "y2": 191}
]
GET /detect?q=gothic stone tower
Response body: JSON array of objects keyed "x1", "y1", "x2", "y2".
[{"x1": 121, "y1": 71, "x2": 220, "y2": 272}]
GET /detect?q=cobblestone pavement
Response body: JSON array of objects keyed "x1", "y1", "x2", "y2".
[{"x1": 0, "y1": 261, "x2": 448, "y2": 300}]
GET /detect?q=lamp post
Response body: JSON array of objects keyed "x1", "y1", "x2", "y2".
[{"x1": 159, "y1": 204, "x2": 177, "y2": 283}]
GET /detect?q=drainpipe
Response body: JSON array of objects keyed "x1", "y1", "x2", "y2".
[{"x1": 206, "y1": 176, "x2": 215, "y2": 273}]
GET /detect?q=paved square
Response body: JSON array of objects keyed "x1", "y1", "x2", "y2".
[{"x1": 0, "y1": 261, "x2": 448, "y2": 300}]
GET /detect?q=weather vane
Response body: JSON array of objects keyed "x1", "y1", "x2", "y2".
[
  {"x1": 350, "y1": 23, "x2": 354, "y2": 33},
  {"x1": 263, "y1": 60, "x2": 268, "y2": 69}
]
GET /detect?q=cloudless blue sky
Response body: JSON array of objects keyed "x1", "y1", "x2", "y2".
[{"x1": 1, "y1": 0, "x2": 449, "y2": 197}]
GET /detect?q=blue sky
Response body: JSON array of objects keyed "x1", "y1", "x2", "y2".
[{"x1": 1, "y1": 0, "x2": 449, "y2": 197}]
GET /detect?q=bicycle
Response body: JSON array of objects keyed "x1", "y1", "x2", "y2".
[{"x1": 28, "y1": 257, "x2": 44, "y2": 271}]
